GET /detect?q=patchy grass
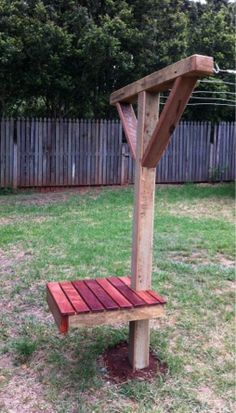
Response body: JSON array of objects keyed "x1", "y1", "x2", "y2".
[{"x1": 0, "y1": 183, "x2": 235, "y2": 413}]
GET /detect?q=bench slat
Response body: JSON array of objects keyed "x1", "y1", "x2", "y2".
[
  {"x1": 120, "y1": 277, "x2": 161, "y2": 305},
  {"x1": 108, "y1": 277, "x2": 146, "y2": 307},
  {"x1": 147, "y1": 289, "x2": 167, "y2": 304},
  {"x1": 85, "y1": 279, "x2": 119, "y2": 310},
  {"x1": 73, "y1": 280, "x2": 105, "y2": 311},
  {"x1": 60, "y1": 282, "x2": 90, "y2": 313},
  {"x1": 96, "y1": 278, "x2": 133, "y2": 309},
  {"x1": 47, "y1": 282, "x2": 75, "y2": 315}
]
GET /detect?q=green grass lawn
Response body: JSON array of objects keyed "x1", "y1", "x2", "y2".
[{"x1": 0, "y1": 183, "x2": 235, "y2": 413}]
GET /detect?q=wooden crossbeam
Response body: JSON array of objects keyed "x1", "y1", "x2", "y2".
[
  {"x1": 142, "y1": 76, "x2": 198, "y2": 168},
  {"x1": 116, "y1": 103, "x2": 137, "y2": 159},
  {"x1": 110, "y1": 55, "x2": 213, "y2": 105}
]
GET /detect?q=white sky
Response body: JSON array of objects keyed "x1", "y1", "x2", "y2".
[{"x1": 191, "y1": 0, "x2": 236, "y2": 3}]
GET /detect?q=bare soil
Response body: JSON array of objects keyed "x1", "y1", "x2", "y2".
[{"x1": 101, "y1": 341, "x2": 167, "y2": 384}]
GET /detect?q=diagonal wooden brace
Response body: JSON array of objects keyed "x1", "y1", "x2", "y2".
[
  {"x1": 142, "y1": 76, "x2": 198, "y2": 168},
  {"x1": 116, "y1": 103, "x2": 137, "y2": 159}
]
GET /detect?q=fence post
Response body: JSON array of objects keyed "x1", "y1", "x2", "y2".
[
  {"x1": 121, "y1": 143, "x2": 129, "y2": 185},
  {"x1": 13, "y1": 119, "x2": 18, "y2": 189}
]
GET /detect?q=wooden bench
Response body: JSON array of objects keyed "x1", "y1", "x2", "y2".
[{"x1": 47, "y1": 276, "x2": 166, "y2": 334}]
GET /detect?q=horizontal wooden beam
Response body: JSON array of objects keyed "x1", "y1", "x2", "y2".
[
  {"x1": 142, "y1": 76, "x2": 197, "y2": 168},
  {"x1": 110, "y1": 55, "x2": 214, "y2": 105},
  {"x1": 69, "y1": 304, "x2": 164, "y2": 329}
]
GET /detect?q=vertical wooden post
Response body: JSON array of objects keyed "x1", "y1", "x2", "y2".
[{"x1": 128, "y1": 91, "x2": 160, "y2": 370}]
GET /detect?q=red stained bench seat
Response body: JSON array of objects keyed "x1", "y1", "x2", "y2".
[{"x1": 47, "y1": 276, "x2": 166, "y2": 334}]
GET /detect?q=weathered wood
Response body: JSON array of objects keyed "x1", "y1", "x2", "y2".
[
  {"x1": 96, "y1": 278, "x2": 133, "y2": 309},
  {"x1": 69, "y1": 304, "x2": 164, "y2": 329},
  {"x1": 0, "y1": 118, "x2": 235, "y2": 188},
  {"x1": 122, "y1": 277, "x2": 165, "y2": 305},
  {"x1": 60, "y1": 281, "x2": 90, "y2": 314},
  {"x1": 73, "y1": 280, "x2": 105, "y2": 311},
  {"x1": 13, "y1": 141, "x2": 18, "y2": 189},
  {"x1": 85, "y1": 279, "x2": 119, "y2": 310},
  {"x1": 47, "y1": 282, "x2": 76, "y2": 315},
  {"x1": 47, "y1": 289, "x2": 69, "y2": 334},
  {"x1": 108, "y1": 277, "x2": 146, "y2": 307},
  {"x1": 110, "y1": 55, "x2": 214, "y2": 105},
  {"x1": 128, "y1": 91, "x2": 160, "y2": 370},
  {"x1": 142, "y1": 77, "x2": 198, "y2": 167},
  {"x1": 129, "y1": 320, "x2": 150, "y2": 370},
  {"x1": 131, "y1": 92, "x2": 159, "y2": 290},
  {"x1": 116, "y1": 103, "x2": 137, "y2": 159}
]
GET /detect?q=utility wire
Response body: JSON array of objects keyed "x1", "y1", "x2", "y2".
[
  {"x1": 199, "y1": 79, "x2": 235, "y2": 86},
  {"x1": 160, "y1": 101, "x2": 235, "y2": 107},
  {"x1": 214, "y1": 63, "x2": 236, "y2": 75},
  {"x1": 190, "y1": 97, "x2": 235, "y2": 103},
  {"x1": 186, "y1": 103, "x2": 235, "y2": 107},
  {"x1": 161, "y1": 96, "x2": 235, "y2": 103},
  {"x1": 192, "y1": 90, "x2": 236, "y2": 96}
]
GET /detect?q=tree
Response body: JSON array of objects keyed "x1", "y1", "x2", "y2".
[{"x1": 0, "y1": 0, "x2": 234, "y2": 119}]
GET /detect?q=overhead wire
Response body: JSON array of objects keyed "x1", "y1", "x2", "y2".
[
  {"x1": 213, "y1": 63, "x2": 236, "y2": 75},
  {"x1": 199, "y1": 79, "x2": 235, "y2": 86},
  {"x1": 161, "y1": 96, "x2": 235, "y2": 103},
  {"x1": 192, "y1": 90, "x2": 236, "y2": 96},
  {"x1": 161, "y1": 68, "x2": 236, "y2": 108}
]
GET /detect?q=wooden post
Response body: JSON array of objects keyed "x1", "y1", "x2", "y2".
[
  {"x1": 111, "y1": 55, "x2": 214, "y2": 371},
  {"x1": 128, "y1": 91, "x2": 160, "y2": 370}
]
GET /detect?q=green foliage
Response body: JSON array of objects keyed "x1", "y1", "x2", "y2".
[
  {"x1": 0, "y1": 0, "x2": 235, "y2": 119},
  {"x1": 12, "y1": 337, "x2": 37, "y2": 362}
]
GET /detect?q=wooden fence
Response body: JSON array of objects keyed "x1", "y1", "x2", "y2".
[{"x1": 0, "y1": 118, "x2": 235, "y2": 188}]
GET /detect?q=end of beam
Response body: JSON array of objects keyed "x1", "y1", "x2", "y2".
[{"x1": 110, "y1": 55, "x2": 214, "y2": 105}]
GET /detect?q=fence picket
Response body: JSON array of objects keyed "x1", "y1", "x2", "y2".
[{"x1": 0, "y1": 119, "x2": 235, "y2": 188}]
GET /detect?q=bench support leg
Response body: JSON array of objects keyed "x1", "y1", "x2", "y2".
[
  {"x1": 128, "y1": 91, "x2": 160, "y2": 370},
  {"x1": 129, "y1": 320, "x2": 150, "y2": 370}
]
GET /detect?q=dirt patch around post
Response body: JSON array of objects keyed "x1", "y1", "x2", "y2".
[{"x1": 101, "y1": 342, "x2": 167, "y2": 384}]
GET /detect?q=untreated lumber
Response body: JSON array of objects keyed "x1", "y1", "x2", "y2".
[
  {"x1": 110, "y1": 55, "x2": 214, "y2": 105},
  {"x1": 131, "y1": 91, "x2": 159, "y2": 290},
  {"x1": 129, "y1": 91, "x2": 160, "y2": 370},
  {"x1": 142, "y1": 76, "x2": 198, "y2": 168},
  {"x1": 116, "y1": 103, "x2": 137, "y2": 159},
  {"x1": 69, "y1": 304, "x2": 164, "y2": 329}
]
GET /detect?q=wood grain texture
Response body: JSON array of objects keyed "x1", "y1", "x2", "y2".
[
  {"x1": 85, "y1": 279, "x2": 119, "y2": 310},
  {"x1": 96, "y1": 278, "x2": 133, "y2": 309},
  {"x1": 129, "y1": 91, "x2": 160, "y2": 370},
  {"x1": 147, "y1": 290, "x2": 167, "y2": 304},
  {"x1": 121, "y1": 277, "x2": 161, "y2": 305},
  {"x1": 47, "y1": 289, "x2": 69, "y2": 334},
  {"x1": 110, "y1": 55, "x2": 213, "y2": 105},
  {"x1": 129, "y1": 320, "x2": 150, "y2": 371},
  {"x1": 131, "y1": 92, "x2": 159, "y2": 291},
  {"x1": 60, "y1": 281, "x2": 90, "y2": 313},
  {"x1": 69, "y1": 304, "x2": 164, "y2": 328},
  {"x1": 108, "y1": 277, "x2": 146, "y2": 307},
  {"x1": 142, "y1": 76, "x2": 198, "y2": 168},
  {"x1": 116, "y1": 103, "x2": 137, "y2": 159},
  {"x1": 1, "y1": 119, "x2": 235, "y2": 188},
  {"x1": 47, "y1": 282, "x2": 75, "y2": 315},
  {"x1": 73, "y1": 280, "x2": 105, "y2": 311}
]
